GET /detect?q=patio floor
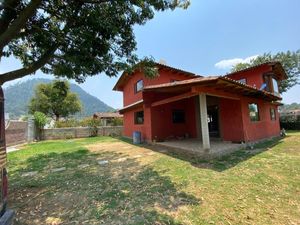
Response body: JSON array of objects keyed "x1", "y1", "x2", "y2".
[{"x1": 154, "y1": 139, "x2": 244, "y2": 159}]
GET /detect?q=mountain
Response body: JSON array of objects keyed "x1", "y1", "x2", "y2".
[{"x1": 3, "y1": 78, "x2": 114, "y2": 119}]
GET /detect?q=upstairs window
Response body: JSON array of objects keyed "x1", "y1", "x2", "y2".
[
  {"x1": 134, "y1": 80, "x2": 143, "y2": 93},
  {"x1": 249, "y1": 103, "x2": 260, "y2": 122},
  {"x1": 238, "y1": 78, "x2": 247, "y2": 84},
  {"x1": 134, "y1": 111, "x2": 144, "y2": 124},
  {"x1": 270, "y1": 108, "x2": 276, "y2": 121},
  {"x1": 172, "y1": 110, "x2": 185, "y2": 123},
  {"x1": 272, "y1": 78, "x2": 279, "y2": 94}
]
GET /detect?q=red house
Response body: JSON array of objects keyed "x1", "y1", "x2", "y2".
[{"x1": 113, "y1": 62, "x2": 286, "y2": 150}]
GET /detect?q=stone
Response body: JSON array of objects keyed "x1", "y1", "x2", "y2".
[
  {"x1": 51, "y1": 167, "x2": 66, "y2": 172},
  {"x1": 78, "y1": 164, "x2": 90, "y2": 169},
  {"x1": 21, "y1": 171, "x2": 38, "y2": 177},
  {"x1": 116, "y1": 157, "x2": 127, "y2": 162},
  {"x1": 132, "y1": 155, "x2": 142, "y2": 159},
  {"x1": 98, "y1": 160, "x2": 109, "y2": 165}
]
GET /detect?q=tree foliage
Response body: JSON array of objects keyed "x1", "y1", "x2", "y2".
[
  {"x1": 231, "y1": 50, "x2": 300, "y2": 93},
  {"x1": 29, "y1": 80, "x2": 82, "y2": 120},
  {"x1": 0, "y1": 0, "x2": 190, "y2": 84}
]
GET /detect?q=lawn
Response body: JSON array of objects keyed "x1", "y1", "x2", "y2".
[{"x1": 8, "y1": 132, "x2": 300, "y2": 225}]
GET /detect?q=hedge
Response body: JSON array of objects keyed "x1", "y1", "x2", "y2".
[{"x1": 280, "y1": 121, "x2": 300, "y2": 130}]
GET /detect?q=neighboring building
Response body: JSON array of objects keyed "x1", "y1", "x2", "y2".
[
  {"x1": 93, "y1": 112, "x2": 123, "y2": 126},
  {"x1": 113, "y1": 62, "x2": 286, "y2": 149},
  {"x1": 280, "y1": 109, "x2": 300, "y2": 121}
]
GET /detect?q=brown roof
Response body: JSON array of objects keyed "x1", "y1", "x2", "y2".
[
  {"x1": 118, "y1": 100, "x2": 144, "y2": 114},
  {"x1": 93, "y1": 112, "x2": 123, "y2": 118},
  {"x1": 225, "y1": 61, "x2": 288, "y2": 80},
  {"x1": 143, "y1": 76, "x2": 282, "y2": 101},
  {"x1": 113, "y1": 63, "x2": 199, "y2": 91}
]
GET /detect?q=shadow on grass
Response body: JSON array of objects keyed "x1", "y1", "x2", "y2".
[
  {"x1": 128, "y1": 137, "x2": 284, "y2": 172},
  {"x1": 10, "y1": 147, "x2": 200, "y2": 225}
]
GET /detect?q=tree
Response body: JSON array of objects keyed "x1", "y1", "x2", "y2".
[
  {"x1": 231, "y1": 50, "x2": 300, "y2": 93},
  {"x1": 29, "y1": 80, "x2": 82, "y2": 120},
  {"x1": 0, "y1": 0, "x2": 190, "y2": 84}
]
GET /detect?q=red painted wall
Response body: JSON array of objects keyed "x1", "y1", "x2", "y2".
[
  {"x1": 240, "y1": 97, "x2": 280, "y2": 142},
  {"x1": 123, "y1": 70, "x2": 193, "y2": 106},
  {"x1": 151, "y1": 97, "x2": 197, "y2": 140},
  {"x1": 227, "y1": 64, "x2": 272, "y2": 89},
  {"x1": 219, "y1": 98, "x2": 245, "y2": 142}
]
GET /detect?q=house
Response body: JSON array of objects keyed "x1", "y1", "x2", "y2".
[
  {"x1": 93, "y1": 112, "x2": 123, "y2": 126},
  {"x1": 113, "y1": 62, "x2": 286, "y2": 150}
]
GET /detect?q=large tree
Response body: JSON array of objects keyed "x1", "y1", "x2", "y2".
[
  {"x1": 0, "y1": 0, "x2": 190, "y2": 84},
  {"x1": 231, "y1": 50, "x2": 300, "y2": 93},
  {"x1": 29, "y1": 80, "x2": 82, "y2": 120}
]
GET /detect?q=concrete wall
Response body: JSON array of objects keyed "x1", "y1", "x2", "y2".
[
  {"x1": 5, "y1": 121, "x2": 28, "y2": 146},
  {"x1": 42, "y1": 126, "x2": 123, "y2": 140}
]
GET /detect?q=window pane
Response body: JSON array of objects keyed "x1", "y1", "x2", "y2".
[
  {"x1": 172, "y1": 110, "x2": 185, "y2": 123},
  {"x1": 134, "y1": 111, "x2": 144, "y2": 124},
  {"x1": 272, "y1": 78, "x2": 279, "y2": 93},
  {"x1": 135, "y1": 80, "x2": 143, "y2": 93},
  {"x1": 238, "y1": 78, "x2": 246, "y2": 84},
  {"x1": 270, "y1": 108, "x2": 276, "y2": 121},
  {"x1": 248, "y1": 103, "x2": 260, "y2": 121}
]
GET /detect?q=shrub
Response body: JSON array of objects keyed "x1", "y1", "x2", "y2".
[
  {"x1": 280, "y1": 121, "x2": 300, "y2": 130},
  {"x1": 33, "y1": 112, "x2": 48, "y2": 140},
  {"x1": 55, "y1": 119, "x2": 79, "y2": 128},
  {"x1": 111, "y1": 118, "x2": 123, "y2": 126}
]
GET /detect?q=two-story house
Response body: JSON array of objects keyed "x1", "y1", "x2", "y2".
[{"x1": 113, "y1": 62, "x2": 286, "y2": 150}]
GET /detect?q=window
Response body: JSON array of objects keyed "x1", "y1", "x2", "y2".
[
  {"x1": 272, "y1": 78, "x2": 279, "y2": 94},
  {"x1": 135, "y1": 80, "x2": 143, "y2": 93},
  {"x1": 270, "y1": 108, "x2": 276, "y2": 121},
  {"x1": 134, "y1": 111, "x2": 144, "y2": 124},
  {"x1": 238, "y1": 78, "x2": 247, "y2": 84},
  {"x1": 248, "y1": 103, "x2": 260, "y2": 122},
  {"x1": 172, "y1": 110, "x2": 185, "y2": 123}
]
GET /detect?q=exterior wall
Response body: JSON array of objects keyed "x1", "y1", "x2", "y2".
[
  {"x1": 240, "y1": 97, "x2": 280, "y2": 142},
  {"x1": 219, "y1": 99, "x2": 245, "y2": 142},
  {"x1": 122, "y1": 70, "x2": 194, "y2": 106},
  {"x1": 42, "y1": 126, "x2": 123, "y2": 140},
  {"x1": 151, "y1": 97, "x2": 197, "y2": 141},
  {"x1": 226, "y1": 64, "x2": 271, "y2": 89},
  {"x1": 5, "y1": 121, "x2": 28, "y2": 146}
]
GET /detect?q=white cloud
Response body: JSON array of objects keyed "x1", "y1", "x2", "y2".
[{"x1": 215, "y1": 55, "x2": 259, "y2": 70}]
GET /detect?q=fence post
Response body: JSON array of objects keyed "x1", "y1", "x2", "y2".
[{"x1": 27, "y1": 117, "x2": 35, "y2": 143}]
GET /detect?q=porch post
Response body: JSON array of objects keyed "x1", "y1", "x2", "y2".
[{"x1": 199, "y1": 94, "x2": 210, "y2": 150}]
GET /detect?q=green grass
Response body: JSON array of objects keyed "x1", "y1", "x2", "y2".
[{"x1": 8, "y1": 133, "x2": 300, "y2": 225}]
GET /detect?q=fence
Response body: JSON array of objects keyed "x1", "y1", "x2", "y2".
[
  {"x1": 5, "y1": 120, "x2": 28, "y2": 146},
  {"x1": 41, "y1": 126, "x2": 123, "y2": 140}
]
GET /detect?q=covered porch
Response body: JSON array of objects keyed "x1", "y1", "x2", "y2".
[{"x1": 154, "y1": 138, "x2": 243, "y2": 159}]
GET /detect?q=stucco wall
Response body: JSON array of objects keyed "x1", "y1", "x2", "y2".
[
  {"x1": 5, "y1": 121, "x2": 28, "y2": 146},
  {"x1": 42, "y1": 126, "x2": 123, "y2": 140}
]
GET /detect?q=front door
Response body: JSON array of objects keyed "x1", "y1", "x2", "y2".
[{"x1": 207, "y1": 105, "x2": 220, "y2": 137}]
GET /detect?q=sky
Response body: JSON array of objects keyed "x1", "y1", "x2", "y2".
[{"x1": 1, "y1": 0, "x2": 300, "y2": 109}]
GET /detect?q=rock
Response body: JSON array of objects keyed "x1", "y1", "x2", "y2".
[
  {"x1": 51, "y1": 167, "x2": 66, "y2": 172},
  {"x1": 98, "y1": 160, "x2": 109, "y2": 165},
  {"x1": 116, "y1": 157, "x2": 127, "y2": 162},
  {"x1": 133, "y1": 155, "x2": 142, "y2": 159},
  {"x1": 78, "y1": 164, "x2": 89, "y2": 169},
  {"x1": 42, "y1": 212, "x2": 47, "y2": 216},
  {"x1": 21, "y1": 171, "x2": 38, "y2": 177}
]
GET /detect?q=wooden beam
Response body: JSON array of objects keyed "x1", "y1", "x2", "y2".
[{"x1": 151, "y1": 92, "x2": 198, "y2": 107}]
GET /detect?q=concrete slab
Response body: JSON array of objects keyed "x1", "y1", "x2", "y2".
[
  {"x1": 51, "y1": 167, "x2": 66, "y2": 172},
  {"x1": 21, "y1": 171, "x2": 38, "y2": 177},
  {"x1": 98, "y1": 160, "x2": 109, "y2": 165},
  {"x1": 155, "y1": 139, "x2": 243, "y2": 159}
]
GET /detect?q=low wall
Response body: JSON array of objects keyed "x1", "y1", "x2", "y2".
[
  {"x1": 5, "y1": 121, "x2": 28, "y2": 146},
  {"x1": 42, "y1": 126, "x2": 123, "y2": 140}
]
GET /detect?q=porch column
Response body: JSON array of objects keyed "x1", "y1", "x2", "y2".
[{"x1": 199, "y1": 94, "x2": 210, "y2": 150}]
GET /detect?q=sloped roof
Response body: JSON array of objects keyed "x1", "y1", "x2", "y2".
[{"x1": 113, "y1": 63, "x2": 199, "y2": 91}]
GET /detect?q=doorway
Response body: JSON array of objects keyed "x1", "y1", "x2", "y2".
[{"x1": 207, "y1": 105, "x2": 220, "y2": 137}]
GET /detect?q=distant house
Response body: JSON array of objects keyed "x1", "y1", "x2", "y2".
[
  {"x1": 93, "y1": 112, "x2": 123, "y2": 126},
  {"x1": 280, "y1": 109, "x2": 300, "y2": 121},
  {"x1": 113, "y1": 62, "x2": 286, "y2": 149}
]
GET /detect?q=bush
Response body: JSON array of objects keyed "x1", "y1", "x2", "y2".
[
  {"x1": 280, "y1": 121, "x2": 300, "y2": 130},
  {"x1": 33, "y1": 112, "x2": 47, "y2": 129},
  {"x1": 111, "y1": 118, "x2": 123, "y2": 126},
  {"x1": 55, "y1": 119, "x2": 79, "y2": 128}
]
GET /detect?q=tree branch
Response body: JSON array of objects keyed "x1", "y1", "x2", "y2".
[
  {"x1": 0, "y1": 47, "x2": 56, "y2": 84},
  {"x1": 0, "y1": 0, "x2": 42, "y2": 54}
]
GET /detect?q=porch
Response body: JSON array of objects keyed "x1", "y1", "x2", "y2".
[{"x1": 154, "y1": 139, "x2": 244, "y2": 159}]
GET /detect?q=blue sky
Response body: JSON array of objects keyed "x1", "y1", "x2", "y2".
[{"x1": 1, "y1": 0, "x2": 300, "y2": 109}]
